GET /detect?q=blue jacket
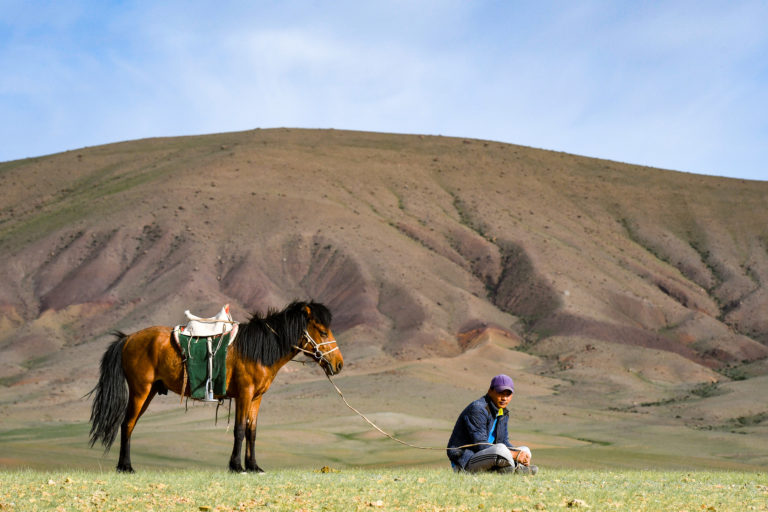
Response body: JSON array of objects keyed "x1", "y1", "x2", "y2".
[{"x1": 446, "y1": 395, "x2": 515, "y2": 469}]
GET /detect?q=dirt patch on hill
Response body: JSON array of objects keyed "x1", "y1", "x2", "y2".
[{"x1": 456, "y1": 325, "x2": 522, "y2": 352}]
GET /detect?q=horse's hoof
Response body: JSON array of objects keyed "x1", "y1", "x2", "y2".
[{"x1": 116, "y1": 465, "x2": 134, "y2": 474}]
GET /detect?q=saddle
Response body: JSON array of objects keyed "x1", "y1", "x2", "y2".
[
  {"x1": 181, "y1": 304, "x2": 235, "y2": 337},
  {"x1": 173, "y1": 304, "x2": 239, "y2": 402}
]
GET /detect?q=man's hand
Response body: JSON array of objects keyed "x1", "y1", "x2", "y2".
[{"x1": 514, "y1": 449, "x2": 531, "y2": 466}]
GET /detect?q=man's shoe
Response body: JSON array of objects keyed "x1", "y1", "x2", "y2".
[{"x1": 515, "y1": 464, "x2": 538, "y2": 475}]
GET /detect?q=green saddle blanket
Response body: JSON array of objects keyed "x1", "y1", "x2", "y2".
[{"x1": 177, "y1": 332, "x2": 231, "y2": 399}]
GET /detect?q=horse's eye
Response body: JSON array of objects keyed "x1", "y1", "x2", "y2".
[{"x1": 319, "y1": 329, "x2": 328, "y2": 337}]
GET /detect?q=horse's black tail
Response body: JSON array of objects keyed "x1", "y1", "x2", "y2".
[{"x1": 87, "y1": 331, "x2": 129, "y2": 452}]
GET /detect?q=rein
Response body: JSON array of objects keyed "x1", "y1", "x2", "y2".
[
  {"x1": 324, "y1": 373, "x2": 492, "y2": 452},
  {"x1": 293, "y1": 331, "x2": 491, "y2": 452}
]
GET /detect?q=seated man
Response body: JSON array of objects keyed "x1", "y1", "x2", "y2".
[{"x1": 447, "y1": 374, "x2": 537, "y2": 474}]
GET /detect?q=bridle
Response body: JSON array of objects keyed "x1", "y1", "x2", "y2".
[{"x1": 293, "y1": 329, "x2": 339, "y2": 369}]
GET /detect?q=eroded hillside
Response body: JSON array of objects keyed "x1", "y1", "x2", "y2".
[{"x1": 1, "y1": 129, "x2": 767, "y2": 468}]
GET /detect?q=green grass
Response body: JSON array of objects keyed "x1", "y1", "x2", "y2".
[{"x1": 0, "y1": 468, "x2": 765, "y2": 511}]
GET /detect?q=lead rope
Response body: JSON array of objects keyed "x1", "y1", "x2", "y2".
[{"x1": 324, "y1": 373, "x2": 492, "y2": 452}]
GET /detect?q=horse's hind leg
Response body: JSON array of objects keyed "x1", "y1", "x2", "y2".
[{"x1": 117, "y1": 384, "x2": 157, "y2": 473}]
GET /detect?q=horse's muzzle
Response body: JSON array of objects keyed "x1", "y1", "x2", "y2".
[{"x1": 324, "y1": 359, "x2": 343, "y2": 376}]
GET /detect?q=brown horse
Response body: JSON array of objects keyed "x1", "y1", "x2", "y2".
[{"x1": 88, "y1": 301, "x2": 343, "y2": 473}]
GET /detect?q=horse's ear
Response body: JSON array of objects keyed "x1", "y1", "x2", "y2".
[{"x1": 303, "y1": 305, "x2": 312, "y2": 318}]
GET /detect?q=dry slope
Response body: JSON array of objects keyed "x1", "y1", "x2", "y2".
[{"x1": 1, "y1": 128, "x2": 767, "y2": 468}]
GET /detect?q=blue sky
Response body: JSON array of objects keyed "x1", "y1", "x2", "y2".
[{"x1": 1, "y1": 1, "x2": 766, "y2": 180}]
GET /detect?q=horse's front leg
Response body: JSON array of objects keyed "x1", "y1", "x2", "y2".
[
  {"x1": 229, "y1": 396, "x2": 250, "y2": 473},
  {"x1": 245, "y1": 395, "x2": 264, "y2": 473}
]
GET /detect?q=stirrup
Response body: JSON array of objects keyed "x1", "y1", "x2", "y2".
[
  {"x1": 200, "y1": 339, "x2": 218, "y2": 402},
  {"x1": 201, "y1": 377, "x2": 218, "y2": 402}
]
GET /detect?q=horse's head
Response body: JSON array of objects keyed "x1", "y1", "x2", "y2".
[{"x1": 298, "y1": 303, "x2": 344, "y2": 376}]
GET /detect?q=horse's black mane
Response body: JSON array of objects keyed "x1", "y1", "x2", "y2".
[{"x1": 233, "y1": 301, "x2": 332, "y2": 366}]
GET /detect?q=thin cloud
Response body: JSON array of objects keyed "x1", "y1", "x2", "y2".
[{"x1": 0, "y1": 1, "x2": 765, "y2": 180}]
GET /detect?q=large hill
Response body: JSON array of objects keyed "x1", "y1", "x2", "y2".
[{"x1": 1, "y1": 128, "x2": 767, "y2": 470}]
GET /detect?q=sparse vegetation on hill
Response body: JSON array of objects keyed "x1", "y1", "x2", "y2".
[{"x1": 1, "y1": 129, "x2": 767, "y2": 470}]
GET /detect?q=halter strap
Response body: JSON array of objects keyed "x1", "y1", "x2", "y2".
[{"x1": 293, "y1": 329, "x2": 339, "y2": 366}]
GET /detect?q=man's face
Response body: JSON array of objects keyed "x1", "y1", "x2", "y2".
[{"x1": 487, "y1": 388, "x2": 513, "y2": 409}]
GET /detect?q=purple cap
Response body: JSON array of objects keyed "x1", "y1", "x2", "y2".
[{"x1": 490, "y1": 374, "x2": 514, "y2": 393}]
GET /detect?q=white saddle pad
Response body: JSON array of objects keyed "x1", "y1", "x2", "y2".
[{"x1": 182, "y1": 304, "x2": 235, "y2": 337}]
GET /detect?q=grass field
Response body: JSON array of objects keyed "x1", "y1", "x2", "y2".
[{"x1": 1, "y1": 468, "x2": 766, "y2": 511}]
